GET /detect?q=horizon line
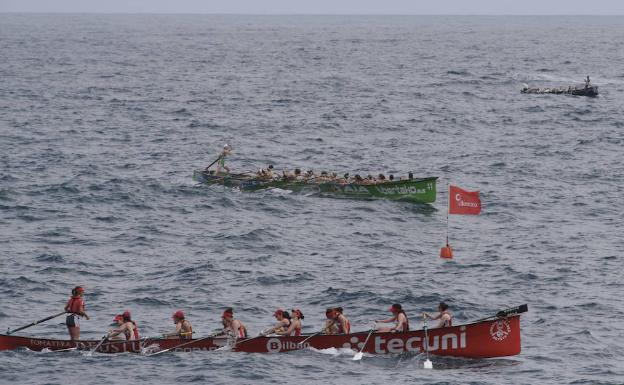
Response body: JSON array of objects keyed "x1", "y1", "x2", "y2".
[{"x1": 1, "y1": 11, "x2": 623, "y2": 16}]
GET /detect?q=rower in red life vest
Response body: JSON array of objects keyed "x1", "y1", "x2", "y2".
[
  {"x1": 283, "y1": 309, "x2": 304, "y2": 336},
  {"x1": 108, "y1": 310, "x2": 140, "y2": 341},
  {"x1": 163, "y1": 310, "x2": 193, "y2": 339},
  {"x1": 221, "y1": 308, "x2": 248, "y2": 338},
  {"x1": 263, "y1": 309, "x2": 291, "y2": 335},
  {"x1": 322, "y1": 307, "x2": 351, "y2": 334},
  {"x1": 423, "y1": 302, "x2": 453, "y2": 328},
  {"x1": 376, "y1": 303, "x2": 409, "y2": 332},
  {"x1": 64, "y1": 286, "x2": 90, "y2": 341}
]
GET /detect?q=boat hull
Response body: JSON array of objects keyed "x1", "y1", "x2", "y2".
[
  {"x1": 192, "y1": 171, "x2": 437, "y2": 203},
  {"x1": 0, "y1": 316, "x2": 521, "y2": 358},
  {"x1": 521, "y1": 85, "x2": 598, "y2": 97}
]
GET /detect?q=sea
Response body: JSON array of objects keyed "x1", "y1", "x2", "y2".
[{"x1": 1, "y1": 14, "x2": 623, "y2": 385}]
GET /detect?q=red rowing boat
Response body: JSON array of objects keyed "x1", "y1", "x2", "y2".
[{"x1": 0, "y1": 313, "x2": 524, "y2": 358}]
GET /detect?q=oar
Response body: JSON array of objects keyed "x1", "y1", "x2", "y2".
[
  {"x1": 204, "y1": 155, "x2": 223, "y2": 171},
  {"x1": 298, "y1": 330, "x2": 323, "y2": 347},
  {"x1": 473, "y1": 304, "x2": 528, "y2": 323},
  {"x1": 147, "y1": 332, "x2": 218, "y2": 357},
  {"x1": 231, "y1": 333, "x2": 267, "y2": 350},
  {"x1": 6, "y1": 311, "x2": 66, "y2": 335},
  {"x1": 422, "y1": 315, "x2": 433, "y2": 369},
  {"x1": 353, "y1": 325, "x2": 376, "y2": 361},
  {"x1": 87, "y1": 334, "x2": 108, "y2": 356}
]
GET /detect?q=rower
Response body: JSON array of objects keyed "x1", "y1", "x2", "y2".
[
  {"x1": 109, "y1": 315, "x2": 124, "y2": 340},
  {"x1": 108, "y1": 310, "x2": 139, "y2": 341},
  {"x1": 215, "y1": 144, "x2": 231, "y2": 176},
  {"x1": 263, "y1": 309, "x2": 291, "y2": 335},
  {"x1": 376, "y1": 304, "x2": 409, "y2": 332},
  {"x1": 322, "y1": 308, "x2": 339, "y2": 334},
  {"x1": 322, "y1": 308, "x2": 350, "y2": 334},
  {"x1": 164, "y1": 310, "x2": 193, "y2": 339},
  {"x1": 266, "y1": 165, "x2": 274, "y2": 178},
  {"x1": 283, "y1": 309, "x2": 304, "y2": 336},
  {"x1": 221, "y1": 308, "x2": 248, "y2": 338},
  {"x1": 333, "y1": 307, "x2": 351, "y2": 334},
  {"x1": 64, "y1": 286, "x2": 89, "y2": 341},
  {"x1": 423, "y1": 302, "x2": 453, "y2": 328}
]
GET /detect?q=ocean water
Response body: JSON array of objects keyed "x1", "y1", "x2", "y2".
[{"x1": 1, "y1": 14, "x2": 623, "y2": 384}]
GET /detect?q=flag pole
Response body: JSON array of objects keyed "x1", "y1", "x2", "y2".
[{"x1": 440, "y1": 182, "x2": 453, "y2": 259}]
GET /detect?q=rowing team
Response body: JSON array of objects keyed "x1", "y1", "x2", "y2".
[{"x1": 63, "y1": 286, "x2": 453, "y2": 341}]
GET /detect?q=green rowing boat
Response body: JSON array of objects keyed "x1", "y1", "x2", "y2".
[{"x1": 192, "y1": 170, "x2": 437, "y2": 203}]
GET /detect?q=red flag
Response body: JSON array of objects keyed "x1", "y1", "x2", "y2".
[{"x1": 449, "y1": 185, "x2": 481, "y2": 215}]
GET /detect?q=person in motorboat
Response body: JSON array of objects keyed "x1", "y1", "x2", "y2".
[
  {"x1": 221, "y1": 308, "x2": 248, "y2": 338},
  {"x1": 64, "y1": 286, "x2": 90, "y2": 341},
  {"x1": 214, "y1": 144, "x2": 232, "y2": 176},
  {"x1": 376, "y1": 303, "x2": 409, "y2": 332},
  {"x1": 164, "y1": 310, "x2": 193, "y2": 339},
  {"x1": 282, "y1": 309, "x2": 304, "y2": 336},
  {"x1": 262, "y1": 309, "x2": 291, "y2": 335},
  {"x1": 423, "y1": 302, "x2": 453, "y2": 328},
  {"x1": 108, "y1": 310, "x2": 139, "y2": 341}
]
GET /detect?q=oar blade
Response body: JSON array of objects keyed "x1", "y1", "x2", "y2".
[
  {"x1": 496, "y1": 304, "x2": 528, "y2": 318},
  {"x1": 352, "y1": 352, "x2": 364, "y2": 361},
  {"x1": 423, "y1": 359, "x2": 433, "y2": 369}
]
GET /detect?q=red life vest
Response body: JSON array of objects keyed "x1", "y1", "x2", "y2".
[{"x1": 65, "y1": 296, "x2": 84, "y2": 315}]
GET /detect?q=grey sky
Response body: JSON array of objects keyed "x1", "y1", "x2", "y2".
[{"x1": 2, "y1": 0, "x2": 624, "y2": 15}]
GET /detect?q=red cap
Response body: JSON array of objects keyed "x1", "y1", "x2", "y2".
[
  {"x1": 122, "y1": 310, "x2": 131, "y2": 318},
  {"x1": 113, "y1": 314, "x2": 123, "y2": 322},
  {"x1": 273, "y1": 309, "x2": 284, "y2": 317},
  {"x1": 326, "y1": 309, "x2": 336, "y2": 318},
  {"x1": 222, "y1": 309, "x2": 233, "y2": 318},
  {"x1": 173, "y1": 310, "x2": 185, "y2": 319},
  {"x1": 292, "y1": 309, "x2": 303, "y2": 318}
]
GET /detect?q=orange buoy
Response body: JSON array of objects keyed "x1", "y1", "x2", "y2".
[{"x1": 440, "y1": 244, "x2": 453, "y2": 259}]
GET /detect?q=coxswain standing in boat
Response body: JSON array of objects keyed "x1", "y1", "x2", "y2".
[
  {"x1": 376, "y1": 303, "x2": 409, "y2": 332},
  {"x1": 283, "y1": 309, "x2": 304, "y2": 336},
  {"x1": 108, "y1": 310, "x2": 140, "y2": 340},
  {"x1": 64, "y1": 286, "x2": 89, "y2": 341},
  {"x1": 215, "y1": 144, "x2": 231, "y2": 176},
  {"x1": 263, "y1": 309, "x2": 291, "y2": 335},
  {"x1": 164, "y1": 310, "x2": 193, "y2": 339},
  {"x1": 423, "y1": 302, "x2": 453, "y2": 328},
  {"x1": 221, "y1": 308, "x2": 248, "y2": 338}
]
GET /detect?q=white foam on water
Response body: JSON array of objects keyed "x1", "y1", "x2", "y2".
[
  {"x1": 308, "y1": 346, "x2": 358, "y2": 357},
  {"x1": 268, "y1": 188, "x2": 293, "y2": 195}
]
